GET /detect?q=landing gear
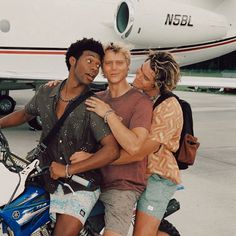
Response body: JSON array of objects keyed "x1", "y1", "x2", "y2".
[{"x1": 0, "y1": 95, "x2": 16, "y2": 115}]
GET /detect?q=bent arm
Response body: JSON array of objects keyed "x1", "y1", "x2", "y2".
[
  {"x1": 107, "y1": 115, "x2": 149, "y2": 155},
  {"x1": 86, "y1": 96, "x2": 152, "y2": 156},
  {"x1": 113, "y1": 97, "x2": 184, "y2": 165},
  {"x1": 69, "y1": 134, "x2": 119, "y2": 175},
  {"x1": 0, "y1": 109, "x2": 34, "y2": 128},
  {"x1": 112, "y1": 138, "x2": 160, "y2": 165}
]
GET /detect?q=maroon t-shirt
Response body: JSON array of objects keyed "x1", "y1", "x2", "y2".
[{"x1": 97, "y1": 87, "x2": 153, "y2": 193}]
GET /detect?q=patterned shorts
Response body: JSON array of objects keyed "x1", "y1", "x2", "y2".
[{"x1": 50, "y1": 185, "x2": 100, "y2": 225}]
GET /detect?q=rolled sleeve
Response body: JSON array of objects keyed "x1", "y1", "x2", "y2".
[
  {"x1": 25, "y1": 86, "x2": 42, "y2": 116},
  {"x1": 90, "y1": 112, "x2": 112, "y2": 142},
  {"x1": 129, "y1": 96, "x2": 153, "y2": 131}
]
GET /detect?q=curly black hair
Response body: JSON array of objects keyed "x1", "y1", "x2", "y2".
[{"x1": 65, "y1": 38, "x2": 104, "y2": 70}]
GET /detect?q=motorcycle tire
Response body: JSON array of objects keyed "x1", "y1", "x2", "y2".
[{"x1": 159, "y1": 219, "x2": 181, "y2": 236}]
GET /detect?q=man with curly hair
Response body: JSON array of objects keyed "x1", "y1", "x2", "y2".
[{"x1": 0, "y1": 38, "x2": 119, "y2": 236}]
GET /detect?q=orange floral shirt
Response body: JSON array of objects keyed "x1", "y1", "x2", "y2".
[{"x1": 147, "y1": 97, "x2": 183, "y2": 184}]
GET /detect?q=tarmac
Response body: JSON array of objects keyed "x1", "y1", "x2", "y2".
[{"x1": 1, "y1": 89, "x2": 236, "y2": 236}]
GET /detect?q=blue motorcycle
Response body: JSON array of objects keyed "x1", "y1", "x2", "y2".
[{"x1": 0, "y1": 129, "x2": 181, "y2": 236}]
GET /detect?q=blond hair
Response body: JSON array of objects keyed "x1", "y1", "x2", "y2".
[{"x1": 103, "y1": 42, "x2": 131, "y2": 65}]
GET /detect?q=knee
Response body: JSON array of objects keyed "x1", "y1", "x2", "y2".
[
  {"x1": 63, "y1": 225, "x2": 81, "y2": 236},
  {"x1": 54, "y1": 225, "x2": 81, "y2": 236},
  {"x1": 53, "y1": 216, "x2": 83, "y2": 236}
]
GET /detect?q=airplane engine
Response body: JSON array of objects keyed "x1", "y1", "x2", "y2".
[{"x1": 114, "y1": 0, "x2": 229, "y2": 47}]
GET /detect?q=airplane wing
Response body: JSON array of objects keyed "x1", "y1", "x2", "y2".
[
  {"x1": 0, "y1": 70, "x2": 65, "y2": 91},
  {"x1": 0, "y1": 71, "x2": 63, "y2": 115},
  {"x1": 2, "y1": 71, "x2": 236, "y2": 91},
  {"x1": 106, "y1": 74, "x2": 236, "y2": 89},
  {"x1": 0, "y1": 71, "x2": 63, "y2": 82},
  {"x1": 179, "y1": 76, "x2": 236, "y2": 89}
]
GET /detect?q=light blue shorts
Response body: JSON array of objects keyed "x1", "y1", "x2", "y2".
[
  {"x1": 137, "y1": 174, "x2": 177, "y2": 220},
  {"x1": 50, "y1": 185, "x2": 100, "y2": 225}
]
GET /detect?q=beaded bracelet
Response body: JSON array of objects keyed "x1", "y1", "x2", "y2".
[{"x1": 104, "y1": 109, "x2": 114, "y2": 123}]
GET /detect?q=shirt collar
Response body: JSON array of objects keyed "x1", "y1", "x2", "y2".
[
  {"x1": 49, "y1": 79, "x2": 65, "y2": 98},
  {"x1": 49, "y1": 79, "x2": 92, "y2": 99}
]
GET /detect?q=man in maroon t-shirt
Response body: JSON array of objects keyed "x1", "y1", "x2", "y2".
[
  {"x1": 46, "y1": 42, "x2": 153, "y2": 236},
  {"x1": 84, "y1": 42, "x2": 153, "y2": 236}
]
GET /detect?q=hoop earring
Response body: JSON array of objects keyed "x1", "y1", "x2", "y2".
[{"x1": 155, "y1": 81, "x2": 162, "y2": 88}]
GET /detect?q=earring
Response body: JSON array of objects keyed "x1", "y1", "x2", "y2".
[{"x1": 155, "y1": 81, "x2": 162, "y2": 88}]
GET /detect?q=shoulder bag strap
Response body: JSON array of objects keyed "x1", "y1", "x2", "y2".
[
  {"x1": 153, "y1": 91, "x2": 175, "y2": 110},
  {"x1": 39, "y1": 90, "x2": 94, "y2": 151}
]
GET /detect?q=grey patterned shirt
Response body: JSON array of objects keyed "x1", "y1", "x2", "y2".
[{"x1": 25, "y1": 80, "x2": 111, "y2": 165}]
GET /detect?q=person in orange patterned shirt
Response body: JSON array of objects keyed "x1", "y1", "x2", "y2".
[{"x1": 112, "y1": 51, "x2": 183, "y2": 236}]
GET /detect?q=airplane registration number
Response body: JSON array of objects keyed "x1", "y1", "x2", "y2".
[{"x1": 165, "y1": 14, "x2": 193, "y2": 26}]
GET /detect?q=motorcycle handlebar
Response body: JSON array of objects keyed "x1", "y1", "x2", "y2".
[
  {"x1": 31, "y1": 163, "x2": 91, "y2": 190},
  {"x1": 70, "y1": 175, "x2": 91, "y2": 188},
  {"x1": 0, "y1": 128, "x2": 92, "y2": 192}
]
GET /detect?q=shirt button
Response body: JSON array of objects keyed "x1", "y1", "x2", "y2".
[
  {"x1": 59, "y1": 157, "x2": 63, "y2": 160},
  {"x1": 59, "y1": 140, "x2": 62, "y2": 143}
]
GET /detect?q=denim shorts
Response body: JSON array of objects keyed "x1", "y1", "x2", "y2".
[
  {"x1": 137, "y1": 174, "x2": 177, "y2": 220},
  {"x1": 50, "y1": 185, "x2": 100, "y2": 225}
]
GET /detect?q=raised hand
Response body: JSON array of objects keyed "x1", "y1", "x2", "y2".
[
  {"x1": 85, "y1": 96, "x2": 112, "y2": 118},
  {"x1": 44, "y1": 80, "x2": 61, "y2": 88}
]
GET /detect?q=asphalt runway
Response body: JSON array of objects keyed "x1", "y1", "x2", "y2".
[{"x1": 1, "y1": 89, "x2": 236, "y2": 235}]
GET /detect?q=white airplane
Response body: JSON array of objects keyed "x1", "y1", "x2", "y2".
[{"x1": 0, "y1": 0, "x2": 236, "y2": 116}]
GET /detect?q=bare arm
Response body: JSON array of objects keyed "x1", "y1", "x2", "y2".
[
  {"x1": 68, "y1": 137, "x2": 160, "y2": 166},
  {"x1": 0, "y1": 109, "x2": 34, "y2": 128},
  {"x1": 85, "y1": 97, "x2": 150, "y2": 156},
  {"x1": 105, "y1": 113, "x2": 149, "y2": 156},
  {"x1": 112, "y1": 139, "x2": 160, "y2": 165},
  {"x1": 70, "y1": 151, "x2": 93, "y2": 164},
  {"x1": 60, "y1": 137, "x2": 159, "y2": 166},
  {"x1": 50, "y1": 134, "x2": 119, "y2": 179},
  {"x1": 113, "y1": 98, "x2": 182, "y2": 165}
]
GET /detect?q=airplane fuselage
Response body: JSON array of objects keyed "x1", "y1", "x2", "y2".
[{"x1": 0, "y1": 0, "x2": 236, "y2": 80}]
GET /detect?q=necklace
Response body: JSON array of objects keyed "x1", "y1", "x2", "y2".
[
  {"x1": 59, "y1": 80, "x2": 77, "y2": 102},
  {"x1": 59, "y1": 94, "x2": 74, "y2": 103}
]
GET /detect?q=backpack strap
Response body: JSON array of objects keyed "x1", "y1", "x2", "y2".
[
  {"x1": 154, "y1": 91, "x2": 194, "y2": 135},
  {"x1": 153, "y1": 91, "x2": 176, "y2": 110},
  {"x1": 179, "y1": 98, "x2": 194, "y2": 136}
]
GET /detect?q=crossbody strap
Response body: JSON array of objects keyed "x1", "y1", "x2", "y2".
[{"x1": 39, "y1": 90, "x2": 94, "y2": 151}]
